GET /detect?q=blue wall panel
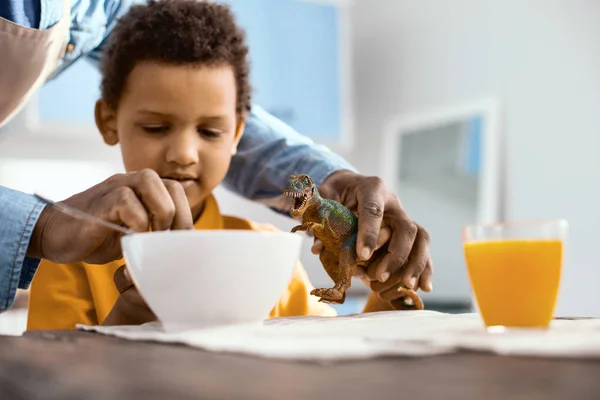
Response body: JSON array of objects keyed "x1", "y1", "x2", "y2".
[{"x1": 37, "y1": 0, "x2": 344, "y2": 142}]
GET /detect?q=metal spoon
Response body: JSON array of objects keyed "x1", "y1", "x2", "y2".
[{"x1": 33, "y1": 193, "x2": 134, "y2": 236}]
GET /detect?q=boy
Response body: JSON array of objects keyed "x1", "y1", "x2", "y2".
[{"x1": 27, "y1": 0, "x2": 391, "y2": 330}]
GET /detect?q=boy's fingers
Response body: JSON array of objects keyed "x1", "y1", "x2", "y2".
[
  {"x1": 375, "y1": 226, "x2": 392, "y2": 250},
  {"x1": 365, "y1": 249, "x2": 388, "y2": 281},
  {"x1": 114, "y1": 264, "x2": 134, "y2": 294},
  {"x1": 353, "y1": 265, "x2": 368, "y2": 279},
  {"x1": 419, "y1": 257, "x2": 434, "y2": 292},
  {"x1": 311, "y1": 239, "x2": 324, "y2": 255}
]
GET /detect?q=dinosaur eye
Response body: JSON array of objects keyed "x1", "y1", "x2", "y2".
[{"x1": 304, "y1": 178, "x2": 309, "y2": 184}]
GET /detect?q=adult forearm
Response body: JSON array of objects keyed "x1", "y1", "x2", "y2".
[
  {"x1": 224, "y1": 105, "x2": 357, "y2": 213},
  {"x1": 0, "y1": 186, "x2": 46, "y2": 312}
]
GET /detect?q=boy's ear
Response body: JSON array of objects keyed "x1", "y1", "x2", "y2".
[
  {"x1": 94, "y1": 99, "x2": 119, "y2": 146},
  {"x1": 231, "y1": 119, "x2": 246, "y2": 156}
]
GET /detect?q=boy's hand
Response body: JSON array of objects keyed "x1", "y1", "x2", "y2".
[
  {"x1": 103, "y1": 265, "x2": 157, "y2": 326},
  {"x1": 28, "y1": 169, "x2": 194, "y2": 265},
  {"x1": 316, "y1": 170, "x2": 433, "y2": 294}
]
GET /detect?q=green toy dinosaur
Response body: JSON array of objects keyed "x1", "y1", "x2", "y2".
[{"x1": 284, "y1": 174, "x2": 423, "y2": 309}]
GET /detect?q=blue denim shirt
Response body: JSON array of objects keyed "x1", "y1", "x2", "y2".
[{"x1": 0, "y1": 0, "x2": 356, "y2": 312}]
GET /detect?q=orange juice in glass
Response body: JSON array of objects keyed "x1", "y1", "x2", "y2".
[{"x1": 462, "y1": 219, "x2": 568, "y2": 329}]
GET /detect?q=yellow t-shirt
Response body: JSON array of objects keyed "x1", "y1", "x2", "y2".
[{"x1": 27, "y1": 194, "x2": 336, "y2": 330}]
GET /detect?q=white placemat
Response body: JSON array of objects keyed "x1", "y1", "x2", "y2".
[{"x1": 77, "y1": 311, "x2": 600, "y2": 361}]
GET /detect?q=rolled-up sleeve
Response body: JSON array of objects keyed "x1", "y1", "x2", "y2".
[
  {"x1": 0, "y1": 186, "x2": 45, "y2": 313},
  {"x1": 224, "y1": 105, "x2": 357, "y2": 213}
]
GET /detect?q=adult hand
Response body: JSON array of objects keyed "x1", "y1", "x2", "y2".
[
  {"x1": 27, "y1": 169, "x2": 194, "y2": 264},
  {"x1": 316, "y1": 170, "x2": 433, "y2": 295},
  {"x1": 103, "y1": 264, "x2": 157, "y2": 326}
]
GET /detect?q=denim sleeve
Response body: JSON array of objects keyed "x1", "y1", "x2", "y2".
[
  {"x1": 84, "y1": 0, "x2": 149, "y2": 68},
  {"x1": 0, "y1": 186, "x2": 46, "y2": 313},
  {"x1": 222, "y1": 105, "x2": 357, "y2": 214},
  {"x1": 0, "y1": 0, "x2": 41, "y2": 28}
]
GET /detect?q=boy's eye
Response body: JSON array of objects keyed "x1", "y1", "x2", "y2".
[
  {"x1": 198, "y1": 128, "x2": 222, "y2": 138},
  {"x1": 142, "y1": 125, "x2": 169, "y2": 134}
]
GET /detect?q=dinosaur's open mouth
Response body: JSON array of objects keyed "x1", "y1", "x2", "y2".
[{"x1": 284, "y1": 187, "x2": 314, "y2": 214}]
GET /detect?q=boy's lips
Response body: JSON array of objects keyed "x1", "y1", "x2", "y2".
[{"x1": 161, "y1": 175, "x2": 199, "y2": 189}]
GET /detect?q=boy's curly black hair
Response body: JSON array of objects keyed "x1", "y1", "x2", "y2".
[{"x1": 99, "y1": 0, "x2": 251, "y2": 117}]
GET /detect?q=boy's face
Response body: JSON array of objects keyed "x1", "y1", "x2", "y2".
[{"x1": 95, "y1": 62, "x2": 244, "y2": 218}]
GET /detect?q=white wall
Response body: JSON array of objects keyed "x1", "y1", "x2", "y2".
[{"x1": 348, "y1": 0, "x2": 600, "y2": 316}]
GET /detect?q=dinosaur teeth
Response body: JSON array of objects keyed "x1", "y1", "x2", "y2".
[{"x1": 286, "y1": 190, "x2": 311, "y2": 213}]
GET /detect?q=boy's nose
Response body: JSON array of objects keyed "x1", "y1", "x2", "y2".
[{"x1": 165, "y1": 131, "x2": 200, "y2": 166}]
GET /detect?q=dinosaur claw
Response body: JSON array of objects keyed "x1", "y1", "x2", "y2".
[{"x1": 311, "y1": 288, "x2": 345, "y2": 304}]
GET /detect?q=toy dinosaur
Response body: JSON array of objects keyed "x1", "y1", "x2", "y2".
[{"x1": 284, "y1": 173, "x2": 424, "y2": 310}]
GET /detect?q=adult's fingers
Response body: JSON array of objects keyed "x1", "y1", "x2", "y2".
[
  {"x1": 355, "y1": 178, "x2": 387, "y2": 261},
  {"x1": 311, "y1": 239, "x2": 324, "y2": 255},
  {"x1": 364, "y1": 245, "x2": 389, "y2": 282},
  {"x1": 102, "y1": 186, "x2": 150, "y2": 232},
  {"x1": 371, "y1": 215, "x2": 417, "y2": 282},
  {"x1": 397, "y1": 224, "x2": 430, "y2": 289},
  {"x1": 369, "y1": 253, "x2": 432, "y2": 294},
  {"x1": 162, "y1": 179, "x2": 194, "y2": 230},
  {"x1": 125, "y1": 169, "x2": 177, "y2": 231},
  {"x1": 102, "y1": 173, "x2": 193, "y2": 231}
]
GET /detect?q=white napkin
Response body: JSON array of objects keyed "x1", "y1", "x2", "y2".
[{"x1": 77, "y1": 311, "x2": 600, "y2": 361}]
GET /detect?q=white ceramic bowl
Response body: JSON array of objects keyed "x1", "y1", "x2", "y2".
[{"x1": 120, "y1": 230, "x2": 303, "y2": 331}]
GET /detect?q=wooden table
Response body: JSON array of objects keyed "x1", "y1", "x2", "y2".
[{"x1": 0, "y1": 329, "x2": 598, "y2": 399}]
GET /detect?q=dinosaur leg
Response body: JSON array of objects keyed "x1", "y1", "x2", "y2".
[
  {"x1": 310, "y1": 250, "x2": 345, "y2": 304},
  {"x1": 311, "y1": 236, "x2": 357, "y2": 304},
  {"x1": 318, "y1": 250, "x2": 340, "y2": 283},
  {"x1": 390, "y1": 286, "x2": 424, "y2": 310}
]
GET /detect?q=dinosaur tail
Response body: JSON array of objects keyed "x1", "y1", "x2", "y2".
[{"x1": 390, "y1": 287, "x2": 424, "y2": 310}]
